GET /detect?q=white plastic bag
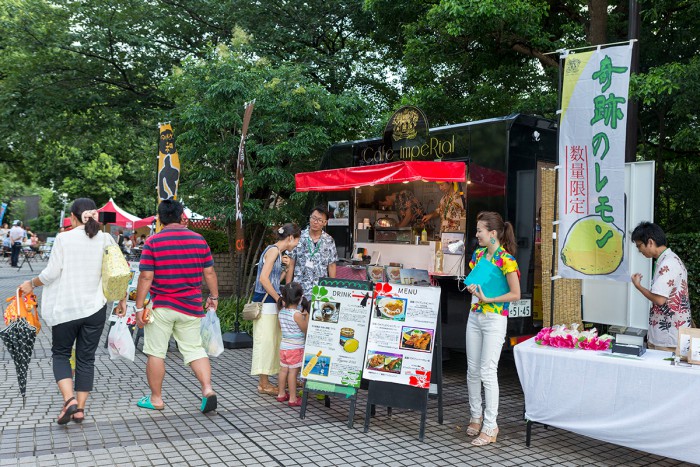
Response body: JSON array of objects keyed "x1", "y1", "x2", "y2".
[
  {"x1": 108, "y1": 316, "x2": 135, "y2": 362},
  {"x1": 200, "y1": 308, "x2": 224, "y2": 357}
]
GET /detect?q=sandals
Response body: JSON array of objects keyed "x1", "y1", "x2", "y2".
[
  {"x1": 288, "y1": 398, "x2": 302, "y2": 407},
  {"x1": 57, "y1": 397, "x2": 78, "y2": 425},
  {"x1": 137, "y1": 395, "x2": 164, "y2": 411},
  {"x1": 471, "y1": 426, "x2": 499, "y2": 446},
  {"x1": 71, "y1": 408, "x2": 85, "y2": 424},
  {"x1": 466, "y1": 417, "x2": 483, "y2": 436},
  {"x1": 257, "y1": 385, "x2": 278, "y2": 396},
  {"x1": 276, "y1": 393, "x2": 290, "y2": 402},
  {"x1": 201, "y1": 392, "x2": 218, "y2": 414}
]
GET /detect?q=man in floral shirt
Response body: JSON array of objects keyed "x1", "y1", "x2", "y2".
[
  {"x1": 287, "y1": 206, "x2": 338, "y2": 300},
  {"x1": 630, "y1": 222, "x2": 691, "y2": 351},
  {"x1": 422, "y1": 182, "x2": 465, "y2": 233},
  {"x1": 378, "y1": 189, "x2": 426, "y2": 228}
]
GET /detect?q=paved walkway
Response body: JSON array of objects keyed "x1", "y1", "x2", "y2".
[{"x1": 0, "y1": 261, "x2": 691, "y2": 466}]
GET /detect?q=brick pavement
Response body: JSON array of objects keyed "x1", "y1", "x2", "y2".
[{"x1": 0, "y1": 260, "x2": 692, "y2": 466}]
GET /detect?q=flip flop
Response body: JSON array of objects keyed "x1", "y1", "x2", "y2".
[
  {"x1": 137, "y1": 395, "x2": 164, "y2": 410},
  {"x1": 201, "y1": 392, "x2": 217, "y2": 414}
]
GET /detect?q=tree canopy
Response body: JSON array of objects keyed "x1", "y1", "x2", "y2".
[{"x1": 0, "y1": 0, "x2": 698, "y2": 240}]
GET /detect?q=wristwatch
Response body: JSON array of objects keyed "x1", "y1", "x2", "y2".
[{"x1": 209, "y1": 296, "x2": 218, "y2": 301}]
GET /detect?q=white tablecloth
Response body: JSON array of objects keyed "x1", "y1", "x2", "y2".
[{"x1": 514, "y1": 337, "x2": 700, "y2": 464}]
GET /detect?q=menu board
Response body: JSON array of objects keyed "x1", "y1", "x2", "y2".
[
  {"x1": 302, "y1": 278, "x2": 373, "y2": 388},
  {"x1": 363, "y1": 283, "x2": 441, "y2": 388}
]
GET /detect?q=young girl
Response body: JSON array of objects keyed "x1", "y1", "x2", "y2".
[{"x1": 276, "y1": 282, "x2": 309, "y2": 407}]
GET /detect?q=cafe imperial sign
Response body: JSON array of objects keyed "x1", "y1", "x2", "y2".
[{"x1": 358, "y1": 106, "x2": 456, "y2": 165}]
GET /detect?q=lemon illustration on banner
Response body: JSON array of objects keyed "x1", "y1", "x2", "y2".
[{"x1": 561, "y1": 216, "x2": 624, "y2": 275}]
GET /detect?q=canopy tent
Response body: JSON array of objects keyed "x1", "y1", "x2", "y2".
[
  {"x1": 134, "y1": 216, "x2": 155, "y2": 229},
  {"x1": 97, "y1": 198, "x2": 140, "y2": 228},
  {"x1": 295, "y1": 161, "x2": 466, "y2": 192}
]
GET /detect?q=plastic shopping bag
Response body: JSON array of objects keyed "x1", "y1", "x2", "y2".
[
  {"x1": 200, "y1": 308, "x2": 224, "y2": 358},
  {"x1": 108, "y1": 317, "x2": 135, "y2": 362}
]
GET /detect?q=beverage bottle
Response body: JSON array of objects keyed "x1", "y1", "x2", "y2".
[
  {"x1": 302, "y1": 350, "x2": 322, "y2": 377},
  {"x1": 435, "y1": 241, "x2": 444, "y2": 272},
  {"x1": 421, "y1": 227, "x2": 427, "y2": 243}
]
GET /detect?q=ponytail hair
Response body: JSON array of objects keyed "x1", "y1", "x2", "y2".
[
  {"x1": 276, "y1": 223, "x2": 301, "y2": 240},
  {"x1": 476, "y1": 211, "x2": 517, "y2": 255},
  {"x1": 277, "y1": 281, "x2": 305, "y2": 310},
  {"x1": 70, "y1": 198, "x2": 102, "y2": 239}
]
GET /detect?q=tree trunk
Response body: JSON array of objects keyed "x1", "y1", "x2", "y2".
[{"x1": 588, "y1": 0, "x2": 608, "y2": 45}]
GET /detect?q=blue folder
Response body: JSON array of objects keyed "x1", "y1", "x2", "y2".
[{"x1": 463, "y1": 257, "x2": 510, "y2": 299}]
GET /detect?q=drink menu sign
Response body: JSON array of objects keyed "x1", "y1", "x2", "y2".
[
  {"x1": 363, "y1": 283, "x2": 441, "y2": 388},
  {"x1": 301, "y1": 278, "x2": 373, "y2": 388}
]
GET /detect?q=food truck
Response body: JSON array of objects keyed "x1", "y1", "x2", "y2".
[{"x1": 295, "y1": 108, "x2": 557, "y2": 351}]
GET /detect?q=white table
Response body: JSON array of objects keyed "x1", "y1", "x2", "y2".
[{"x1": 514, "y1": 337, "x2": 700, "y2": 464}]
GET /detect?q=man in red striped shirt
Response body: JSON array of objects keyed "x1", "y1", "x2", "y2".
[{"x1": 134, "y1": 199, "x2": 220, "y2": 413}]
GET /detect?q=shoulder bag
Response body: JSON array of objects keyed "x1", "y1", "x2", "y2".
[
  {"x1": 102, "y1": 233, "x2": 132, "y2": 301},
  {"x1": 242, "y1": 293, "x2": 268, "y2": 321}
]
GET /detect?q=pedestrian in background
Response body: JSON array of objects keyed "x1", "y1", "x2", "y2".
[
  {"x1": 9, "y1": 220, "x2": 26, "y2": 267},
  {"x1": 464, "y1": 211, "x2": 520, "y2": 446},
  {"x1": 19, "y1": 198, "x2": 127, "y2": 424},
  {"x1": 134, "y1": 199, "x2": 220, "y2": 413},
  {"x1": 251, "y1": 223, "x2": 300, "y2": 395}
]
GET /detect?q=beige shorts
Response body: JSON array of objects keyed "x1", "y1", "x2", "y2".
[{"x1": 143, "y1": 308, "x2": 208, "y2": 365}]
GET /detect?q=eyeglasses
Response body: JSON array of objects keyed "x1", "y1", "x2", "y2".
[{"x1": 310, "y1": 216, "x2": 326, "y2": 224}]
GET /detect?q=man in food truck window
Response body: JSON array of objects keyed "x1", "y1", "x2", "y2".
[
  {"x1": 378, "y1": 187, "x2": 426, "y2": 228},
  {"x1": 422, "y1": 182, "x2": 465, "y2": 234},
  {"x1": 286, "y1": 206, "x2": 338, "y2": 300}
]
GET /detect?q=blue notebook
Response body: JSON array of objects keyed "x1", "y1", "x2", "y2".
[{"x1": 463, "y1": 258, "x2": 510, "y2": 298}]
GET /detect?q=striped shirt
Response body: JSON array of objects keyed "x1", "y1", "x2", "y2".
[
  {"x1": 139, "y1": 224, "x2": 214, "y2": 317},
  {"x1": 278, "y1": 308, "x2": 305, "y2": 350}
]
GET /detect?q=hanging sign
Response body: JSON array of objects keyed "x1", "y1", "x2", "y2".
[
  {"x1": 558, "y1": 44, "x2": 633, "y2": 281},
  {"x1": 362, "y1": 283, "x2": 441, "y2": 388}
]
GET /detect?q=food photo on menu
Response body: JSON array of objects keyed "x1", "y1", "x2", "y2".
[
  {"x1": 385, "y1": 266, "x2": 402, "y2": 284},
  {"x1": 301, "y1": 352, "x2": 332, "y2": 377},
  {"x1": 400, "y1": 326, "x2": 434, "y2": 352},
  {"x1": 366, "y1": 351, "x2": 403, "y2": 374},
  {"x1": 311, "y1": 301, "x2": 340, "y2": 323},
  {"x1": 374, "y1": 296, "x2": 407, "y2": 321}
]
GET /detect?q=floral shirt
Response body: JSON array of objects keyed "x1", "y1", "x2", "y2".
[
  {"x1": 394, "y1": 190, "x2": 426, "y2": 228},
  {"x1": 648, "y1": 248, "x2": 691, "y2": 348},
  {"x1": 437, "y1": 191, "x2": 465, "y2": 233},
  {"x1": 290, "y1": 227, "x2": 338, "y2": 300},
  {"x1": 468, "y1": 246, "x2": 519, "y2": 316}
]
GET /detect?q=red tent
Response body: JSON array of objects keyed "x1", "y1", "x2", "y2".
[
  {"x1": 134, "y1": 215, "x2": 155, "y2": 229},
  {"x1": 97, "y1": 198, "x2": 141, "y2": 228}
]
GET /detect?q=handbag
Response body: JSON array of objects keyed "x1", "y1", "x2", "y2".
[
  {"x1": 4, "y1": 289, "x2": 41, "y2": 334},
  {"x1": 102, "y1": 233, "x2": 132, "y2": 301},
  {"x1": 242, "y1": 293, "x2": 268, "y2": 321}
]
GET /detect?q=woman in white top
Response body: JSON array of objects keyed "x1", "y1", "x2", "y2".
[{"x1": 19, "y1": 198, "x2": 127, "y2": 425}]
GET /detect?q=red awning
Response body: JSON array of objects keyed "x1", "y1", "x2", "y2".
[{"x1": 295, "y1": 161, "x2": 466, "y2": 192}]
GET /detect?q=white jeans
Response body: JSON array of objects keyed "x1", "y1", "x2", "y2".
[{"x1": 466, "y1": 311, "x2": 507, "y2": 430}]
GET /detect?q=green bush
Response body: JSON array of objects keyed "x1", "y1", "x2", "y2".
[
  {"x1": 667, "y1": 233, "x2": 699, "y2": 326},
  {"x1": 191, "y1": 227, "x2": 229, "y2": 254},
  {"x1": 217, "y1": 296, "x2": 253, "y2": 335}
]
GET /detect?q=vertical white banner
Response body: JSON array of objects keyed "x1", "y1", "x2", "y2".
[{"x1": 558, "y1": 44, "x2": 633, "y2": 281}]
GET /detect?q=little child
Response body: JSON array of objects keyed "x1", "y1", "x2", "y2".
[{"x1": 276, "y1": 282, "x2": 309, "y2": 407}]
